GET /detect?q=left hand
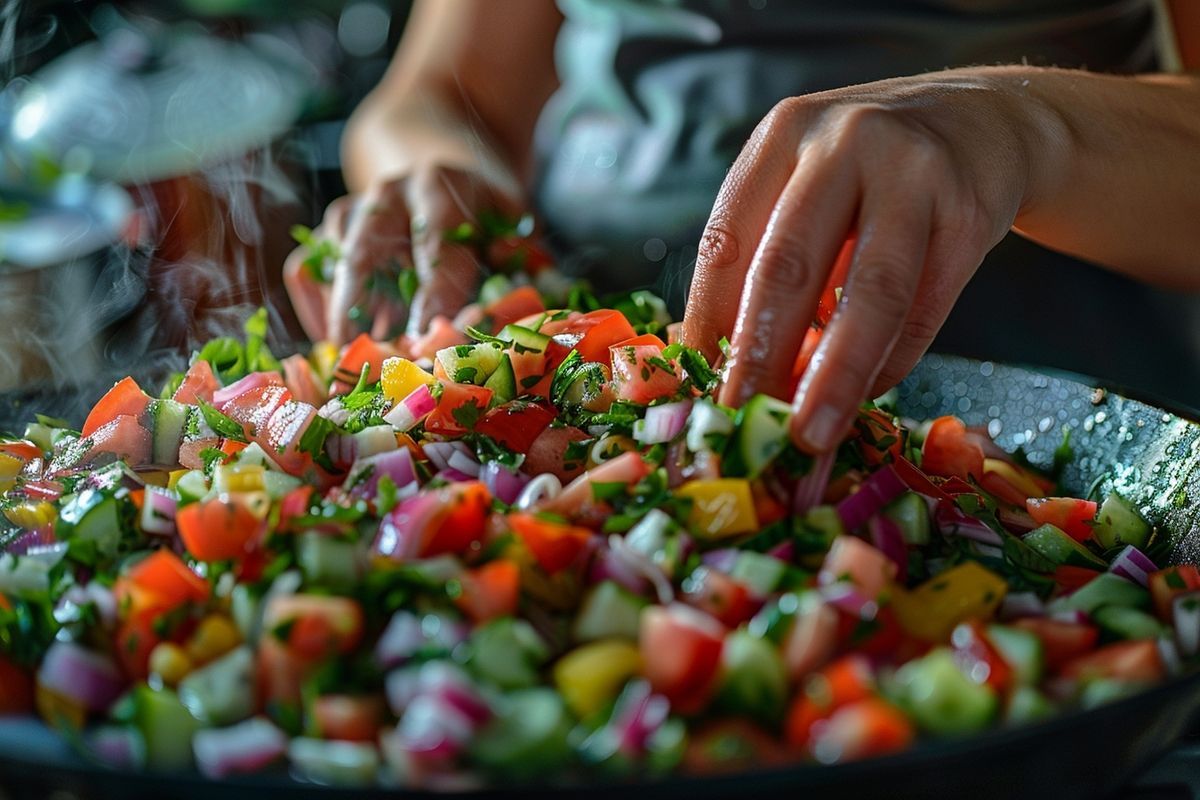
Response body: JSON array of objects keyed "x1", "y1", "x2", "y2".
[{"x1": 682, "y1": 70, "x2": 1063, "y2": 453}]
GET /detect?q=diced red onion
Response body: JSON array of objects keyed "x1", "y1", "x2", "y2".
[
  {"x1": 868, "y1": 515, "x2": 908, "y2": 576},
  {"x1": 4, "y1": 525, "x2": 56, "y2": 556},
  {"x1": 633, "y1": 400, "x2": 692, "y2": 445},
  {"x1": 701, "y1": 548, "x2": 739, "y2": 574},
  {"x1": 213, "y1": 372, "x2": 282, "y2": 408},
  {"x1": 1173, "y1": 592, "x2": 1200, "y2": 657},
  {"x1": 194, "y1": 717, "x2": 288, "y2": 779},
  {"x1": 999, "y1": 591, "x2": 1046, "y2": 620},
  {"x1": 1051, "y1": 609, "x2": 1090, "y2": 625},
  {"x1": 140, "y1": 487, "x2": 178, "y2": 536},
  {"x1": 87, "y1": 726, "x2": 143, "y2": 770},
  {"x1": 480, "y1": 462, "x2": 530, "y2": 506},
  {"x1": 836, "y1": 465, "x2": 907, "y2": 531},
  {"x1": 325, "y1": 433, "x2": 357, "y2": 467},
  {"x1": 348, "y1": 448, "x2": 417, "y2": 502},
  {"x1": 1109, "y1": 545, "x2": 1157, "y2": 588},
  {"x1": 435, "y1": 468, "x2": 475, "y2": 484},
  {"x1": 609, "y1": 534, "x2": 674, "y2": 604},
  {"x1": 793, "y1": 448, "x2": 836, "y2": 515},
  {"x1": 447, "y1": 450, "x2": 481, "y2": 478},
  {"x1": 37, "y1": 642, "x2": 126, "y2": 713},
  {"x1": 588, "y1": 546, "x2": 650, "y2": 595},
  {"x1": 386, "y1": 666, "x2": 422, "y2": 717},
  {"x1": 610, "y1": 680, "x2": 670, "y2": 757},
  {"x1": 818, "y1": 582, "x2": 880, "y2": 620},
  {"x1": 375, "y1": 612, "x2": 468, "y2": 669},
  {"x1": 386, "y1": 385, "x2": 436, "y2": 432},
  {"x1": 514, "y1": 473, "x2": 562, "y2": 510},
  {"x1": 997, "y1": 505, "x2": 1038, "y2": 534},
  {"x1": 354, "y1": 426, "x2": 398, "y2": 460},
  {"x1": 935, "y1": 501, "x2": 1003, "y2": 546},
  {"x1": 415, "y1": 661, "x2": 491, "y2": 726},
  {"x1": 318, "y1": 397, "x2": 351, "y2": 427},
  {"x1": 396, "y1": 695, "x2": 472, "y2": 762},
  {"x1": 375, "y1": 492, "x2": 443, "y2": 561},
  {"x1": 767, "y1": 539, "x2": 796, "y2": 563},
  {"x1": 423, "y1": 441, "x2": 472, "y2": 473}
]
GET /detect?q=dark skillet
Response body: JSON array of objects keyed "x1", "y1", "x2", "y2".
[{"x1": 1, "y1": 354, "x2": 1199, "y2": 800}]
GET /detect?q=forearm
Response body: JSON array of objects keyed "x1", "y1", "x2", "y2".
[{"x1": 999, "y1": 66, "x2": 1200, "y2": 288}]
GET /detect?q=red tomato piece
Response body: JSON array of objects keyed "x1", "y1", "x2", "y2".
[
  {"x1": 1012, "y1": 618, "x2": 1099, "y2": 671},
  {"x1": 424, "y1": 382, "x2": 494, "y2": 437},
  {"x1": 485, "y1": 285, "x2": 545, "y2": 332},
  {"x1": 609, "y1": 343, "x2": 681, "y2": 404},
  {"x1": 223, "y1": 384, "x2": 293, "y2": 438},
  {"x1": 611, "y1": 333, "x2": 668, "y2": 350},
  {"x1": 1025, "y1": 497, "x2": 1098, "y2": 543},
  {"x1": 312, "y1": 695, "x2": 385, "y2": 742},
  {"x1": 264, "y1": 594, "x2": 364, "y2": 661},
  {"x1": 789, "y1": 327, "x2": 823, "y2": 396},
  {"x1": 261, "y1": 401, "x2": 318, "y2": 475},
  {"x1": 551, "y1": 451, "x2": 651, "y2": 514},
  {"x1": 173, "y1": 360, "x2": 220, "y2": 407},
  {"x1": 751, "y1": 481, "x2": 788, "y2": 527},
  {"x1": 568, "y1": 310, "x2": 637, "y2": 364},
  {"x1": 819, "y1": 536, "x2": 897, "y2": 599},
  {"x1": 455, "y1": 559, "x2": 520, "y2": 623},
  {"x1": 0, "y1": 440, "x2": 42, "y2": 463},
  {"x1": 335, "y1": 334, "x2": 398, "y2": 386},
  {"x1": 0, "y1": 658, "x2": 33, "y2": 716},
  {"x1": 808, "y1": 697, "x2": 914, "y2": 764},
  {"x1": 1060, "y1": 639, "x2": 1163, "y2": 683},
  {"x1": 474, "y1": 401, "x2": 556, "y2": 453},
  {"x1": 1149, "y1": 565, "x2": 1200, "y2": 620},
  {"x1": 408, "y1": 316, "x2": 468, "y2": 362},
  {"x1": 125, "y1": 550, "x2": 210, "y2": 608},
  {"x1": 115, "y1": 608, "x2": 163, "y2": 681},
  {"x1": 639, "y1": 603, "x2": 726, "y2": 714},
  {"x1": 258, "y1": 635, "x2": 308, "y2": 709},
  {"x1": 177, "y1": 496, "x2": 266, "y2": 562},
  {"x1": 816, "y1": 236, "x2": 855, "y2": 327},
  {"x1": 522, "y1": 425, "x2": 591, "y2": 483},
  {"x1": 921, "y1": 416, "x2": 984, "y2": 482},
  {"x1": 785, "y1": 655, "x2": 875, "y2": 750},
  {"x1": 422, "y1": 481, "x2": 492, "y2": 557},
  {"x1": 282, "y1": 354, "x2": 327, "y2": 408},
  {"x1": 82, "y1": 415, "x2": 153, "y2": 467},
  {"x1": 82, "y1": 377, "x2": 152, "y2": 438},
  {"x1": 508, "y1": 513, "x2": 593, "y2": 574},
  {"x1": 682, "y1": 568, "x2": 758, "y2": 628},
  {"x1": 1054, "y1": 565, "x2": 1103, "y2": 592},
  {"x1": 951, "y1": 620, "x2": 1012, "y2": 693}
]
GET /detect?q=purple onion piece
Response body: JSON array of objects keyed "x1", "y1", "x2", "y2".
[
  {"x1": 423, "y1": 441, "x2": 472, "y2": 473},
  {"x1": 480, "y1": 462, "x2": 530, "y2": 506},
  {"x1": 836, "y1": 465, "x2": 907, "y2": 531},
  {"x1": 868, "y1": 515, "x2": 908, "y2": 576},
  {"x1": 700, "y1": 548, "x2": 739, "y2": 574},
  {"x1": 999, "y1": 591, "x2": 1046, "y2": 620},
  {"x1": 1108, "y1": 544, "x2": 1157, "y2": 588}
]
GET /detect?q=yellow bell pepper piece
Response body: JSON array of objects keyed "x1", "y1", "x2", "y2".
[
  {"x1": 310, "y1": 341, "x2": 340, "y2": 384},
  {"x1": 213, "y1": 463, "x2": 265, "y2": 494},
  {"x1": 35, "y1": 683, "x2": 87, "y2": 730},
  {"x1": 553, "y1": 639, "x2": 643, "y2": 718},
  {"x1": 983, "y1": 459, "x2": 1044, "y2": 499},
  {"x1": 0, "y1": 453, "x2": 22, "y2": 482},
  {"x1": 185, "y1": 615, "x2": 242, "y2": 665},
  {"x1": 3, "y1": 502, "x2": 56, "y2": 529},
  {"x1": 381, "y1": 357, "x2": 435, "y2": 403},
  {"x1": 677, "y1": 479, "x2": 759, "y2": 539},
  {"x1": 149, "y1": 643, "x2": 194, "y2": 687},
  {"x1": 167, "y1": 470, "x2": 189, "y2": 490},
  {"x1": 892, "y1": 561, "x2": 1008, "y2": 643}
]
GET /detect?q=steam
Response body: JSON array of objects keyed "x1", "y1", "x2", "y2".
[{"x1": 0, "y1": 0, "x2": 56, "y2": 82}]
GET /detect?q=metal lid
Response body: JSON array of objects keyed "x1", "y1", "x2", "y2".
[
  {"x1": 0, "y1": 175, "x2": 133, "y2": 270},
  {"x1": 8, "y1": 26, "x2": 306, "y2": 184}
]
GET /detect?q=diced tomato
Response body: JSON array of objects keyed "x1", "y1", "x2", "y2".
[
  {"x1": 682, "y1": 568, "x2": 758, "y2": 628},
  {"x1": 855, "y1": 408, "x2": 904, "y2": 468},
  {"x1": 278, "y1": 486, "x2": 315, "y2": 531},
  {"x1": 179, "y1": 437, "x2": 220, "y2": 471},
  {"x1": 782, "y1": 600, "x2": 839, "y2": 681},
  {"x1": 258, "y1": 635, "x2": 308, "y2": 709},
  {"x1": 808, "y1": 698, "x2": 914, "y2": 764},
  {"x1": 1061, "y1": 639, "x2": 1163, "y2": 684},
  {"x1": 424, "y1": 382, "x2": 494, "y2": 437},
  {"x1": 834, "y1": 605, "x2": 917, "y2": 662},
  {"x1": 475, "y1": 401, "x2": 556, "y2": 453},
  {"x1": 552, "y1": 451, "x2": 651, "y2": 514},
  {"x1": 816, "y1": 236, "x2": 855, "y2": 327},
  {"x1": 485, "y1": 286, "x2": 546, "y2": 332},
  {"x1": 264, "y1": 595, "x2": 364, "y2": 661},
  {"x1": 173, "y1": 360, "x2": 221, "y2": 406},
  {"x1": 282, "y1": 354, "x2": 327, "y2": 408},
  {"x1": 408, "y1": 316, "x2": 468, "y2": 362},
  {"x1": 0, "y1": 440, "x2": 42, "y2": 463},
  {"x1": 82, "y1": 377, "x2": 152, "y2": 438},
  {"x1": 485, "y1": 237, "x2": 554, "y2": 276},
  {"x1": 114, "y1": 608, "x2": 163, "y2": 680},
  {"x1": 334, "y1": 334, "x2": 398, "y2": 386},
  {"x1": 609, "y1": 343, "x2": 681, "y2": 404},
  {"x1": 639, "y1": 603, "x2": 726, "y2": 714},
  {"x1": 522, "y1": 425, "x2": 591, "y2": 483},
  {"x1": 1013, "y1": 618, "x2": 1099, "y2": 671},
  {"x1": 423, "y1": 481, "x2": 491, "y2": 557},
  {"x1": 1054, "y1": 565, "x2": 1103, "y2": 592},
  {"x1": 82, "y1": 415, "x2": 153, "y2": 467},
  {"x1": 681, "y1": 719, "x2": 790, "y2": 775},
  {"x1": 785, "y1": 655, "x2": 875, "y2": 750},
  {"x1": 951, "y1": 620, "x2": 1013, "y2": 693},
  {"x1": 819, "y1": 536, "x2": 897, "y2": 599},
  {"x1": 980, "y1": 459, "x2": 1046, "y2": 506},
  {"x1": 751, "y1": 481, "x2": 788, "y2": 527},
  {"x1": 0, "y1": 658, "x2": 33, "y2": 715},
  {"x1": 124, "y1": 550, "x2": 210, "y2": 608},
  {"x1": 921, "y1": 416, "x2": 984, "y2": 482},
  {"x1": 223, "y1": 384, "x2": 293, "y2": 438},
  {"x1": 789, "y1": 327, "x2": 823, "y2": 395},
  {"x1": 220, "y1": 439, "x2": 248, "y2": 458},
  {"x1": 312, "y1": 695, "x2": 385, "y2": 742},
  {"x1": 612, "y1": 333, "x2": 668, "y2": 351},
  {"x1": 508, "y1": 513, "x2": 593, "y2": 574},
  {"x1": 567, "y1": 310, "x2": 637, "y2": 364},
  {"x1": 261, "y1": 401, "x2": 318, "y2": 475},
  {"x1": 176, "y1": 495, "x2": 266, "y2": 562},
  {"x1": 892, "y1": 456, "x2": 952, "y2": 502},
  {"x1": 1149, "y1": 565, "x2": 1200, "y2": 620},
  {"x1": 1026, "y1": 497, "x2": 1098, "y2": 543},
  {"x1": 455, "y1": 559, "x2": 520, "y2": 623}
]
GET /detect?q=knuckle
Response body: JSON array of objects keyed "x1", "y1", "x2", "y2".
[
  {"x1": 848, "y1": 260, "x2": 914, "y2": 317},
  {"x1": 754, "y1": 232, "x2": 818, "y2": 292},
  {"x1": 899, "y1": 313, "x2": 943, "y2": 345},
  {"x1": 696, "y1": 218, "x2": 744, "y2": 272}
]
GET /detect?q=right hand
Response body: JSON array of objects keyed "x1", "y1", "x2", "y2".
[{"x1": 284, "y1": 164, "x2": 522, "y2": 345}]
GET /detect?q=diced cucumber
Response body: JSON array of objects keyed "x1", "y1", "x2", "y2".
[
  {"x1": 1051, "y1": 573, "x2": 1151, "y2": 614},
  {"x1": 724, "y1": 394, "x2": 792, "y2": 478},
  {"x1": 467, "y1": 618, "x2": 549, "y2": 690},
  {"x1": 1093, "y1": 605, "x2": 1166, "y2": 640},
  {"x1": 986, "y1": 625, "x2": 1043, "y2": 685},
  {"x1": 716, "y1": 629, "x2": 787, "y2": 723},
  {"x1": 1079, "y1": 679, "x2": 1142, "y2": 709},
  {"x1": 685, "y1": 399, "x2": 734, "y2": 454},
  {"x1": 1091, "y1": 493, "x2": 1152, "y2": 550},
  {"x1": 262, "y1": 470, "x2": 303, "y2": 500},
  {"x1": 1005, "y1": 686, "x2": 1054, "y2": 725},
  {"x1": 796, "y1": 506, "x2": 845, "y2": 567},
  {"x1": 890, "y1": 647, "x2": 998, "y2": 735},
  {"x1": 23, "y1": 423, "x2": 53, "y2": 454},
  {"x1": 435, "y1": 343, "x2": 503, "y2": 386},
  {"x1": 178, "y1": 646, "x2": 255, "y2": 726},
  {"x1": 288, "y1": 738, "x2": 380, "y2": 786},
  {"x1": 470, "y1": 688, "x2": 573, "y2": 780},
  {"x1": 297, "y1": 531, "x2": 363, "y2": 590},
  {"x1": 132, "y1": 686, "x2": 201, "y2": 771},
  {"x1": 59, "y1": 491, "x2": 122, "y2": 558},
  {"x1": 149, "y1": 399, "x2": 190, "y2": 466},
  {"x1": 499, "y1": 324, "x2": 551, "y2": 354},
  {"x1": 885, "y1": 492, "x2": 932, "y2": 546},
  {"x1": 230, "y1": 584, "x2": 260, "y2": 642},
  {"x1": 479, "y1": 274, "x2": 515, "y2": 307},
  {"x1": 572, "y1": 581, "x2": 648, "y2": 643},
  {"x1": 483, "y1": 353, "x2": 517, "y2": 404},
  {"x1": 1022, "y1": 524, "x2": 1107, "y2": 570},
  {"x1": 730, "y1": 551, "x2": 787, "y2": 596},
  {"x1": 175, "y1": 470, "x2": 209, "y2": 504}
]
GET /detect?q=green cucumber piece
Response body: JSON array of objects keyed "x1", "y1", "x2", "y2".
[
  {"x1": 716, "y1": 629, "x2": 788, "y2": 723},
  {"x1": 297, "y1": 531, "x2": 363, "y2": 590},
  {"x1": 479, "y1": 274, "x2": 515, "y2": 307},
  {"x1": 885, "y1": 492, "x2": 932, "y2": 546},
  {"x1": 149, "y1": 399, "x2": 190, "y2": 465},
  {"x1": 262, "y1": 470, "x2": 303, "y2": 500},
  {"x1": 59, "y1": 491, "x2": 122, "y2": 558},
  {"x1": 1022, "y1": 524, "x2": 1107, "y2": 570},
  {"x1": 178, "y1": 646, "x2": 255, "y2": 726},
  {"x1": 499, "y1": 324, "x2": 551, "y2": 354},
  {"x1": 572, "y1": 581, "x2": 648, "y2": 643},
  {"x1": 470, "y1": 688, "x2": 573, "y2": 780},
  {"x1": 1079, "y1": 679, "x2": 1142, "y2": 709},
  {"x1": 890, "y1": 647, "x2": 998, "y2": 735},
  {"x1": 724, "y1": 394, "x2": 792, "y2": 478},
  {"x1": 797, "y1": 506, "x2": 845, "y2": 565},
  {"x1": 132, "y1": 686, "x2": 200, "y2": 771},
  {"x1": 986, "y1": 624, "x2": 1044, "y2": 685},
  {"x1": 1091, "y1": 493, "x2": 1152, "y2": 550},
  {"x1": 467, "y1": 618, "x2": 548, "y2": 690},
  {"x1": 1092, "y1": 605, "x2": 1166, "y2": 640},
  {"x1": 288, "y1": 738, "x2": 380, "y2": 786},
  {"x1": 1053, "y1": 573, "x2": 1151, "y2": 614},
  {"x1": 23, "y1": 423, "x2": 53, "y2": 454},
  {"x1": 175, "y1": 470, "x2": 209, "y2": 504},
  {"x1": 730, "y1": 551, "x2": 787, "y2": 596},
  {"x1": 435, "y1": 343, "x2": 504, "y2": 385},
  {"x1": 1005, "y1": 686, "x2": 1054, "y2": 725},
  {"x1": 483, "y1": 353, "x2": 517, "y2": 404}
]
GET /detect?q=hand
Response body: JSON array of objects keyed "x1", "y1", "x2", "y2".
[
  {"x1": 284, "y1": 165, "x2": 522, "y2": 345},
  {"x1": 682, "y1": 71, "x2": 1059, "y2": 452}
]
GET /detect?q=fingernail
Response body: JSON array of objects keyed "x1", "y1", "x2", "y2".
[{"x1": 798, "y1": 405, "x2": 843, "y2": 453}]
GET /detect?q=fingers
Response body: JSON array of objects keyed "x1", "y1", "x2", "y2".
[
  {"x1": 283, "y1": 197, "x2": 355, "y2": 341},
  {"x1": 789, "y1": 185, "x2": 932, "y2": 452},
  {"x1": 682, "y1": 102, "x2": 807, "y2": 363},
  {"x1": 717, "y1": 145, "x2": 860, "y2": 407}
]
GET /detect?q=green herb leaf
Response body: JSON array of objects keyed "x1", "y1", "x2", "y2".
[{"x1": 196, "y1": 398, "x2": 248, "y2": 443}]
